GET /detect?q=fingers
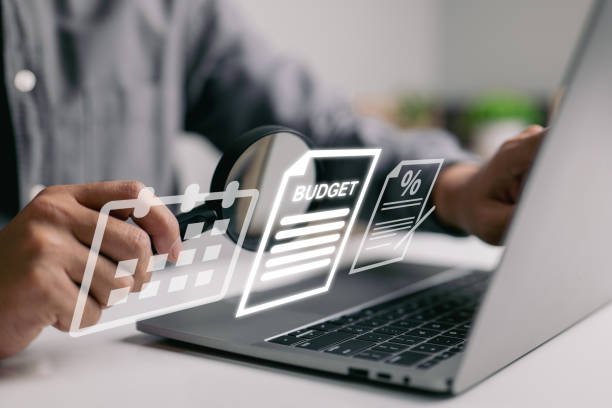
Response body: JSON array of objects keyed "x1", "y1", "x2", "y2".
[
  {"x1": 69, "y1": 181, "x2": 181, "y2": 260},
  {"x1": 449, "y1": 125, "x2": 546, "y2": 245},
  {"x1": 63, "y1": 238, "x2": 151, "y2": 307},
  {"x1": 495, "y1": 125, "x2": 545, "y2": 179},
  {"x1": 67, "y1": 180, "x2": 149, "y2": 210},
  {"x1": 50, "y1": 271, "x2": 102, "y2": 332},
  {"x1": 131, "y1": 205, "x2": 181, "y2": 262},
  {"x1": 16, "y1": 181, "x2": 180, "y2": 336},
  {"x1": 69, "y1": 205, "x2": 153, "y2": 289},
  {"x1": 509, "y1": 126, "x2": 546, "y2": 186},
  {"x1": 515, "y1": 124, "x2": 544, "y2": 139}
]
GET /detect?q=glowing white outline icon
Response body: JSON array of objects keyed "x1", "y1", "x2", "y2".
[
  {"x1": 236, "y1": 149, "x2": 380, "y2": 317},
  {"x1": 349, "y1": 159, "x2": 443, "y2": 274},
  {"x1": 70, "y1": 183, "x2": 258, "y2": 336}
]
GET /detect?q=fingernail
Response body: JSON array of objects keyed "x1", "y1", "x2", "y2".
[
  {"x1": 529, "y1": 124, "x2": 544, "y2": 133},
  {"x1": 168, "y1": 238, "x2": 182, "y2": 263}
]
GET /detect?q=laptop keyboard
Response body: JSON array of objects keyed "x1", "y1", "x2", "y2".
[{"x1": 266, "y1": 272, "x2": 489, "y2": 370}]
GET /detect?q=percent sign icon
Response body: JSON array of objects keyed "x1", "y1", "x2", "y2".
[
  {"x1": 400, "y1": 169, "x2": 422, "y2": 196},
  {"x1": 393, "y1": 168, "x2": 434, "y2": 251}
]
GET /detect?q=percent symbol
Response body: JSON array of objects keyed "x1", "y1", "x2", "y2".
[{"x1": 400, "y1": 169, "x2": 422, "y2": 196}]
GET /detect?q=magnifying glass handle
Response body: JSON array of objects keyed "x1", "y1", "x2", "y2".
[{"x1": 176, "y1": 203, "x2": 219, "y2": 241}]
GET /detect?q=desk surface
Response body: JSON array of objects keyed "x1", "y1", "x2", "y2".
[{"x1": 1, "y1": 234, "x2": 611, "y2": 407}]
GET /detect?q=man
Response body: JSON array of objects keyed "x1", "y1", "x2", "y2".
[{"x1": 0, "y1": 1, "x2": 544, "y2": 358}]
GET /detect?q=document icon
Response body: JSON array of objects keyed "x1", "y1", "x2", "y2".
[
  {"x1": 236, "y1": 149, "x2": 380, "y2": 317},
  {"x1": 350, "y1": 159, "x2": 443, "y2": 274}
]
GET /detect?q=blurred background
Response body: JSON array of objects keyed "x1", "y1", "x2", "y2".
[
  {"x1": 235, "y1": 0, "x2": 592, "y2": 157},
  {"x1": 178, "y1": 0, "x2": 593, "y2": 184}
]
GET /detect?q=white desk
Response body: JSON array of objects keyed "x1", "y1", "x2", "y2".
[{"x1": 1, "y1": 233, "x2": 611, "y2": 407}]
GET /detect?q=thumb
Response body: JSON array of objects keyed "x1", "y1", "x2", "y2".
[{"x1": 476, "y1": 201, "x2": 514, "y2": 245}]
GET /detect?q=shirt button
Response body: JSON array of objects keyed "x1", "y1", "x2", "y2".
[{"x1": 14, "y1": 69, "x2": 37, "y2": 93}]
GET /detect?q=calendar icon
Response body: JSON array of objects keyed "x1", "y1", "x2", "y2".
[{"x1": 70, "y1": 184, "x2": 258, "y2": 336}]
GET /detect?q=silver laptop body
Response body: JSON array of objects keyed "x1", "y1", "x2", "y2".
[{"x1": 138, "y1": 0, "x2": 612, "y2": 394}]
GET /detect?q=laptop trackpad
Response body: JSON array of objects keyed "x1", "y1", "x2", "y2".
[
  {"x1": 137, "y1": 262, "x2": 447, "y2": 343},
  {"x1": 285, "y1": 262, "x2": 448, "y2": 316}
]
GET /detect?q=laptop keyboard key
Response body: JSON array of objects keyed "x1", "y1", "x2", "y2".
[
  {"x1": 339, "y1": 325, "x2": 370, "y2": 334},
  {"x1": 308, "y1": 323, "x2": 340, "y2": 332},
  {"x1": 377, "y1": 311, "x2": 403, "y2": 321},
  {"x1": 354, "y1": 350, "x2": 391, "y2": 361},
  {"x1": 373, "y1": 342, "x2": 407, "y2": 353},
  {"x1": 439, "y1": 350, "x2": 457, "y2": 360},
  {"x1": 329, "y1": 316, "x2": 358, "y2": 325},
  {"x1": 350, "y1": 310, "x2": 376, "y2": 320},
  {"x1": 389, "y1": 319, "x2": 422, "y2": 330},
  {"x1": 407, "y1": 309, "x2": 438, "y2": 321},
  {"x1": 325, "y1": 339, "x2": 374, "y2": 356},
  {"x1": 443, "y1": 328, "x2": 468, "y2": 338},
  {"x1": 420, "y1": 322, "x2": 453, "y2": 331},
  {"x1": 295, "y1": 331, "x2": 355, "y2": 351},
  {"x1": 454, "y1": 308, "x2": 475, "y2": 318},
  {"x1": 405, "y1": 328, "x2": 440, "y2": 338},
  {"x1": 289, "y1": 329, "x2": 325, "y2": 339},
  {"x1": 392, "y1": 335, "x2": 426, "y2": 346},
  {"x1": 436, "y1": 314, "x2": 464, "y2": 324},
  {"x1": 459, "y1": 322, "x2": 472, "y2": 330},
  {"x1": 356, "y1": 333, "x2": 392, "y2": 343},
  {"x1": 427, "y1": 336, "x2": 463, "y2": 346},
  {"x1": 453, "y1": 342, "x2": 466, "y2": 351},
  {"x1": 269, "y1": 335, "x2": 305, "y2": 346},
  {"x1": 431, "y1": 302, "x2": 456, "y2": 314},
  {"x1": 412, "y1": 343, "x2": 448, "y2": 354},
  {"x1": 387, "y1": 351, "x2": 429, "y2": 366},
  {"x1": 441, "y1": 310, "x2": 473, "y2": 324},
  {"x1": 359, "y1": 318, "x2": 386, "y2": 328},
  {"x1": 374, "y1": 326, "x2": 405, "y2": 336}
]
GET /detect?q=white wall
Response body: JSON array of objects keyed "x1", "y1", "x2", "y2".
[
  {"x1": 233, "y1": 0, "x2": 439, "y2": 98},
  {"x1": 232, "y1": 0, "x2": 592, "y2": 98},
  {"x1": 436, "y1": 0, "x2": 593, "y2": 98}
]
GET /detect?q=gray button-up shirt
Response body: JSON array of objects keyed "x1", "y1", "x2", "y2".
[{"x1": 2, "y1": 0, "x2": 472, "y2": 218}]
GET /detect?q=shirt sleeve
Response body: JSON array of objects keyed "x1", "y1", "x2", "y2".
[{"x1": 182, "y1": 0, "x2": 477, "y2": 234}]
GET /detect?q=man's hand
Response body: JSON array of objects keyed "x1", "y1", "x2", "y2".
[
  {"x1": 0, "y1": 181, "x2": 181, "y2": 358},
  {"x1": 433, "y1": 125, "x2": 545, "y2": 244}
]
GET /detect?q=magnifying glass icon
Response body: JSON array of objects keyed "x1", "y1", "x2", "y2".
[{"x1": 176, "y1": 126, "x2": 315, "y2": 251}]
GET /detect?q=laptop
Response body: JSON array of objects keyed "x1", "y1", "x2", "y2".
[{"x1": 137, "y1": 0, "x2": 612, "y2": 394}]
